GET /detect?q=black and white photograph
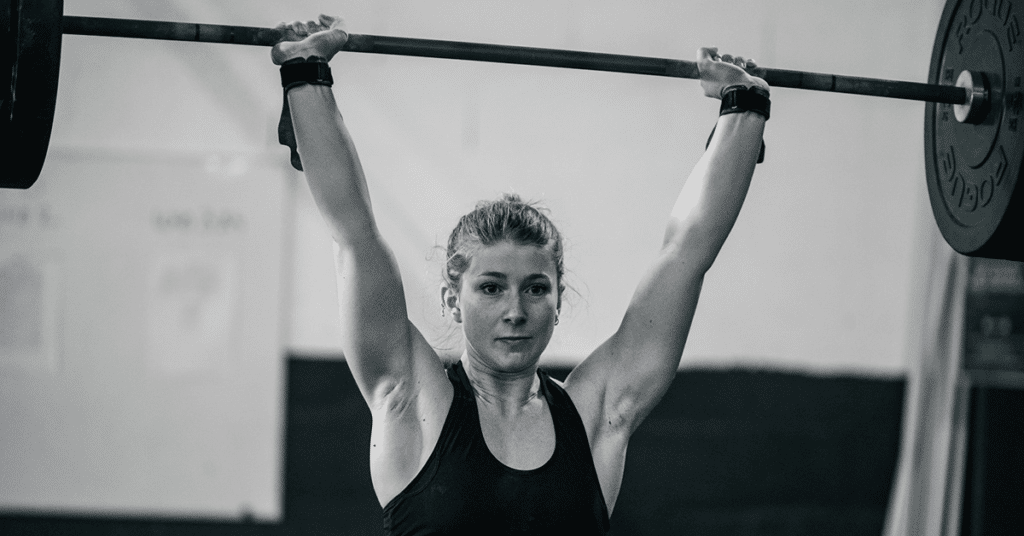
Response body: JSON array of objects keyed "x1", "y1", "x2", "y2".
[{"x1": 1, "y1": 0, "x2": 1022, "y2": 534}]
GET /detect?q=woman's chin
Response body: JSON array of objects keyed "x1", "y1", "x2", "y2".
[{"x1": 472, "y1": 348, "x2": 542, "y2": 375}]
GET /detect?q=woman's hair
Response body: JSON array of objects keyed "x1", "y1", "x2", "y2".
[{"x1": 444, "y1": 193, "x2": 565, "y2": 302}]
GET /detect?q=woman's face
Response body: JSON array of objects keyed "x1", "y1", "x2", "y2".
[{"x1": 455, "y1": 241, "x2": 559, "y2": 374}]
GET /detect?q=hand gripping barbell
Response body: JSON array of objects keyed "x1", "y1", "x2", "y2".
[{"x1": 2, "y1": 0, "x2": 1021, "y2": 261}]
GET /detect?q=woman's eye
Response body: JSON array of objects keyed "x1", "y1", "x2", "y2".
[
  {"x1": 526, "y1": 285, "x2": 549, "y2": 296},
  {"x1": 480, "y1": 284, "x2": 500, "y2": 295}
]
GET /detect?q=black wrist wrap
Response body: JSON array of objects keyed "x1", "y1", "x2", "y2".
[
  {"x1": 719, "y1": 85, "x2": 771, "y2": 120},
  {"x1": 280, "y1": 57, "x2": 334, "y2": 92}
]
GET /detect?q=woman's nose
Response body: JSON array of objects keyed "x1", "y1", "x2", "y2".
[{"x1": 503, "y1": 295, "x2": 526, "y2": 325}]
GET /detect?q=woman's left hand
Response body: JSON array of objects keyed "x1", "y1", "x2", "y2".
[
  {"x1": 271, "y1": 14, "x2": 349, "y2": 65},
  {"x1": 696, "y1": 47, "x2": 769, "y2": 99}
]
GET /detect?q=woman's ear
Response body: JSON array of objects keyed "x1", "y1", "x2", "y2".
[{"x1": 440, "y1": 285, "x2": 461, "y2": 320}]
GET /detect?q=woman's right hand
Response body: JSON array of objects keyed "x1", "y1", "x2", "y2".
[{"x1": 271, "y1": 14, "x2": 349, "y2": 65}]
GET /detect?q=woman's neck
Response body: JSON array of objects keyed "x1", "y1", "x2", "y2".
[{"x1": 460, "y1": 353, "x2": 544, "y2": 417}]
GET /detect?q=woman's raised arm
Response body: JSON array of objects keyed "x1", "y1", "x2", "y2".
[
  {"x1": 273, "y1": 17, "x2": 449, "y2": 409},
  {"x1": 567, "y1": 48, "x2": 768, "y2": 438}
]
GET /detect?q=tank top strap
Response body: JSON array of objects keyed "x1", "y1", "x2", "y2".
[
  {"x1": 447, "y1": 360, "x2": 476, "y2": 400},
  {"x1": 537, "y1": 368, "x2": 599, "y2": 462},
  {"x1": 536, "y1": 368, "x2": 573, "y2": 416}
]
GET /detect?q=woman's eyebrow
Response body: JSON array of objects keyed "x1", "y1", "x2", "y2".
[{"x1": 475, "y1": 272, "x2": 550, "y2": 281}]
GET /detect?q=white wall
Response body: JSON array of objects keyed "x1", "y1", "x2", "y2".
[
  {"x1": 265, "y1": 0, "x2": 943, "y2": 374},
  {"x1": 50, "y1": 0, "x2": 949, "y2": 375}
]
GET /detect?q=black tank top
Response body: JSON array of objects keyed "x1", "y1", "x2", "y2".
[{"x1": 382, "y1": 361, "x2": 610, "y2": 535}]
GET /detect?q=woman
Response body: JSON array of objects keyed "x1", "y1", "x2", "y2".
[{"x1": 273, "y1": 15, "x2": 768, "y2": 535}]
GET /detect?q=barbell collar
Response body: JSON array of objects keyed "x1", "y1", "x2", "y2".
[
  {"x1": 953, "y1": 70, "x2": 990, "y2": 125},
  {"x1": 62, "y1": 15, "x2": 969, "y2": 106}
]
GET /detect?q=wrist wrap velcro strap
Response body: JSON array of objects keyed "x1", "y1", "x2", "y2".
[
  {"x1": 719, "y1": 85, "x2": 771, "y2": 120},
  {"x1": 705, "y1": 124, "x2": 766, "y2": 164},
  {"x1": 280, "y1": 56, "x2": 334, "y2": 92}
]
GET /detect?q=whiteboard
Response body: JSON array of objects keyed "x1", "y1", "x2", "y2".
[{"x1": 0, "y1": 149, "x2": 292, "y2": 520}]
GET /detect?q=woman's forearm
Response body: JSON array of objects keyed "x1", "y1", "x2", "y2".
[
  {"x1": 288, "y1": 84, "x2": 378, "y2": 246},
  {"x1": 665, "y1": 110, "x2": 765, "y2": 268}
]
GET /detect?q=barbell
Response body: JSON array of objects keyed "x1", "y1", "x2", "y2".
[{"x1": 3, "y1": 0, "x2": 1022, "y2": 261}]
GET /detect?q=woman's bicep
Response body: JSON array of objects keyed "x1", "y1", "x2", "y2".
[
  {"x1": 333, "y1": 238, "x2": 425, "y2": 402},
  {"x1": 568, "y1": 247, "x2": 705, "y2": 434}
]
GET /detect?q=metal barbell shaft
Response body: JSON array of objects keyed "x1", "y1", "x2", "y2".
[{"x1": 62, "y1": 15, "x2": 969, "y2": 105}]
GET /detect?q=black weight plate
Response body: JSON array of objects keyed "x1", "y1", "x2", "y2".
[
  {"x1": 926, "y1": 0, "x2": 1024, "y2": 261},
  {"x1": 1, "y1": 0, "x2": 63, "y2": 189}
]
